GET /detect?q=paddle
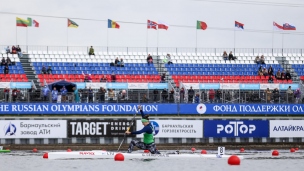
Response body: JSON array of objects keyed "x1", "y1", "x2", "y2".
[{"x1": 117, "y1": 108, "x2": 138, "y2": 152}]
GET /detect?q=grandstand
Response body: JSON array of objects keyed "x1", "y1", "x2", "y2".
[{"x1": 0, "y1": 53, "x2": 27, "y2": 82}]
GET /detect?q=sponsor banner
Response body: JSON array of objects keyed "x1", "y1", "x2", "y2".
[
  {"x1": 106, "y1": 83, "x2": 128, "y2": 89},
  {"x1": 220, "y1": 83, "x2": 240, "y2": 90},
  {"x1": 148, "y1": 83, "x2": 168, "y2": 89},
  {"x1": 73, "y1": 82, "x2": 87, "y2": 89},
  {"x1": 182, "y1": 83, "x2": 199, "y2": 89},
  {"x1": 204, "y1": 120, "x2": 269, "y2": 138},
  {"x1": 0, "y1": 103, "x2": 177, "y2": 114},
  {"x1": 270, "y1": 120, "x2": 304, "y2": 138},
  {"x1": 179, "y1": 104, "x2": 304, "y2": 115},
  {"x1": 83, "y1": 83, "x2": 104, "y2": 89},
  {"x1": 68, "y1": 120, "x2": 136, "y2": 137},
  {"x1": 240, "y1": 84, "x2": 260, "y2": 90},
  {"x1": 260, "y1": 84, "x2": 280, "y2": 90},
  {"x1": 10, "y1": 82, "x2": 31, "y2": 89},
  {"x1": 128, "y1": 83, "x2": 148, "y2": 89},
  {"x1": 136, "y1": 120, "x2": 203, "y2": 138},
  {"x1": 200, "y1": 83, "x2": 220, "y2": 90},
  {"x1": 0, "y1": 120, "x2": 66, "y2": 138},
  {"x1": 0, "y1": 82, "x2": 10, "y2": 88},
  {"x1": 279, "y1": 84, "x2": 299, "y2": 90}
]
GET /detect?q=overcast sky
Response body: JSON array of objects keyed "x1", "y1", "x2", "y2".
[{"x1": 0, "y1": 0, "x2": 303, "y2": 51}]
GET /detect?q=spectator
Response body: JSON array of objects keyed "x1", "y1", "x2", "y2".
[
  {"x1": 119, "y1": 58, "x2": 124, "y2": 67},
  {"x1": 281, "y1": 70, "x2": 286, "y2": 80},
  {"x1": 28, "y1": 86, "x2": 35, "y2": 101},
  {"x1": 161, "y1": 88, "x2": 168, "y2": 102},
  {"x1": 42, "y1": 85, "x2": 50, "y2": 101},
  {"x1": 120, "y1": 89, "x2": 126, "y2": 99},
  {"x1": 188, "y1": 86, "x2": 194, "y2": 103},
  {"x1": 12, "y1": 88, "x2": 19, "y2": 102},
  {"x1": 268, "y1": 75, "x2": 274, "y2": 83},
  {"x1": 51, "y1": 87, "x2": 58, "y2": 103},
  {"x1": 99, "y1": 87, "x2": 106, "y2": 102},
  {"x1": 254, "y1": 56, "x2": 260, "y2": 64},
  {"x1": 169, "y1": 88, "x2": 174, "y2": 102},
  {"x1": 5, "y1": 46, "x2": 10, "y2": 54},
  {"x1": 6, "y1": 57, "x2": 11, "y2": 65},
  {"x1": 16, "y1": 45, "x2": 22, "y2": 57},
  {"x1": 88, "y1": 87, "x2": 93, "y2": 103},
  {"x1": 89, "y1": 46, "x2": 95, "y2": 55},
  {"x1": 160, "y1": 73, "x2": 166, "y2": 83},
  {"x1": 265, "y1": 88, "x2": 272, "y2": 103},
  {"x1": 275, "y1": 69, "x2": 281, "y2": 80},
  {"x1": 228, "y1": 51, "x2": 235, "y2": 60},
  {"x1": 294, "y1": 88, "x2": 301, "y2": 103},
  {"x1": 260, "y1": 55, "x2": 265, "y2": 64},
  {"x1": 268, "y1": 65, "x2": 273, "y2": 76},
  {"x1": 11, "y1": 46, "x2": 17, "y2": 54},
  {"x1": 222, "y1": 51, "x2": 228, "y2": 60},
  {"x1": 42, "y1": 65, "x2": 47, "y2": 74},
  {"x1": 262, "y1": 67, "x2": 268, "y2": 77},
  {"x1": 111, "y1": 72, "x2": 116, "y2": 82},
  {"x1": 209, "y1": 89, "x2": 215, "y2": 103},
  {"x1": 215, "y1": 89, "x2": 222, "y2": 103},
  {"x1": 73, "y1": 87, "x2": 80, "y2": 103},
  {"x1": 100, "y1": 75, "x2": 107, "y2": 82},
  {"x1": 180, "y1": 87, "x2": 185, "y2": 103},
  {"x1": 83, "y1": 73, "x2": 92, "y2": 82},
  {"x1": 4, "y1": 65, "x2": 9, "y2": 74},
  {"x1": 142, "y1": 94, "x2": 148, "y2": 103},
  {"x1": 153, "y1": 89, "x2": 158, "y2": 102},
  {"x1": 114, "y1": 57, "x2": 119, "y2": 65},
  {"x1": 286, "y1": 86, "x2": 293, "y2": 103},
  {"x1": 147, "y1": 54, "x2": 153, "y2": 66},
  {"x1": 166, "y1": 54, "x2": 173, "y2": 65},
  {"x1": 108, "y1": 89, "x2": 115, "y2": 102},
  {"x1": 60, "y1": 86, "x2": 67, "y2": 103},
  {"x1": 1, "y1": 57, "x2": 6, "y2": 66},
  {"x1": 80, "y1": 89, "x2": 88, "y2": 103},
  {"x1": 3, "y1": 87, "x2": 10, "y2": 102},
  {"x1": 47, "y1": 66, "x2": 52, "y2": 74},
  {"x1": 194, "y1": 93, "x2": 200, "y2": 103},
  {"x1": 286, "y1": 70, "x2": 292, "y2": 81},
  {"x1": 272, "y1": 88, "x2": 280, "y2": 103}
]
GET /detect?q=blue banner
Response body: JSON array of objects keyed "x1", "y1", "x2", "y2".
[
  {"x1": 148, "y1": 83, "x2": 168, "y2": 89},
  {"x1": 0, "y1": 103, "x2": 177, "y2": 115},
  {"x1": 179, "y1": 103, "x2": 304, "y2": 115},
  {"x1": 106, "y1": 83, "x2": 128, "y2": 89},
  {"x1": 240, "y1": 84, "x2": 260, "y2": 90},
  {"x1": 200, "y1": 83, "x2": 220, "y2": 89},
  {"x1": 10, "y1": 82, "x2": 32, "y2": 89},
  {"x1": 279, "y1": 84, "x2": 299, "y2": 90},
  {"x1": 73, "y1": 83, "x2": 86, "y2": 89},
  {"x1": 204, "y1": 120, "x2": 269, "y2": 137}
]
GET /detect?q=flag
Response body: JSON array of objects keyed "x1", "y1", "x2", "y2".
[
  {"x1": 273, "y1": 22, "x2": 284, "y2": 30},
  {"x1": 16, "y1": 17, "x2": 28, "y2": 27},
  {"x1": 68, "y1": 19, "x2": 78, "y2": 28},
  {"x1": 235, "y1": 21, "x2": 244, "y2": 30},
  {"x1": 283, "y1": 23, "x2": 296, "y2": 30},
  {"x1": 108, "y1": 19, "x2": 120, "y2": 29},
  {"x1": 196, "y1": 21, "x2": 207, "y2": 30},
  {"x1": 158, "y1": 20, "x2": 169, "y2": 30},
  {"x1": 27, "y1": 18, "x2": 39, "y2": 27},
  {"x1": 147, "y1": 20, "x2": 157, "y2": 30}
]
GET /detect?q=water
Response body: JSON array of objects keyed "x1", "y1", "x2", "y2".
[{"x1": 0, "y1": 150, "x2": 303, "y2": 171}]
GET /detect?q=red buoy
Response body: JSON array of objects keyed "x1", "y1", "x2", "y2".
[
  {"x1": 114, "y1": 153, "x2": 124, "y2": 161},
  {"x1": 67, "y1": 149, "x2": 72, "y2": 152},
  {"x1": 290, "y1": 148, "x2": 295, "y2": 153},
  {"x1": 201, "y1": 150, "x2": 207, "y2": 154},
  {"x1": 144, "y1": 150, "x2": 150, "y2": 153},
  {"x1": 272, "y1": 150, "x2": 279, "y2": 156},
  {"x1": 191, "y1": 148, "x2": 196, "y2": 152},
  {"x1": 33, "y1": 148, "x2": 38, "y2": 153},
  {"x1": 43, "y1": 153, "x2": 48, "y2": 159},
  {"x1": 228, "y1": 155, "x2": 240, "y2": 165},
  {"x1": 240, "y1": 148, "x2": 245, "y2": 153},
  {"x1": 295, "y1": 148, "x2": 299, "y2": 151}
]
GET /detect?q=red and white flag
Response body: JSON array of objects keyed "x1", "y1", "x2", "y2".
[
  {"x1": 158, "y1": 20, "x2": 169, "y2": 30},
  {"x1": 147, "y1": 20, "x2": 157, "y2": 30},
  {"x1": 273, "y1": 22, "x2": 283, "y2": 30}
]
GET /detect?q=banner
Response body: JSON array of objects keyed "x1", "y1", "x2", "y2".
[
  {"x1": 67, "y1": 120, "x2": 136, "y2": 137},
  {"x1": 279, "y1": 84, "x2": 299, "y2": 90},
  {"x1": 0, "y1": 120, "x2": 67, "y2": 138},
  {"x1": 148, "y1": 83, "x2": 168, "y2": 89},
  {"x1": 0, "y1": 103, "x2": 177, "y2": 114},
  {"x1": 128, "y1": 83, "x2": 148, "y2": 89},
  {"x1": 73, "y1": 82, "x2": 87, "y2": 89},
  {"x1": 270, "y1": 120, "x2": 304, "y2": 138},
  {"x1": 0, "y1": 82, "x2": 10, "y2": 88},
  {"x1": 182, "y1": 83, "x2": 199, "y2": 89},
  {"x1": 179, "y1": 104, "x2": 304, "y2": 115},
  {"x1": 83, "y1": 83, "x2": 104, "y2": 89},
  {"x1": 107, "y1": 83, "x2": 128, "y2": 89},
  {"x1": 136, "y1": 120, "x2": 203, "y2": 138},
  {"x1": 220, "y1": 83, "x2": 240, "y2": 90},
  {"x1": 240, "y1": 84, "x2": 260, "y2": 90},
  {"x1": 204, "y1": 120, "x2": 269, "y2": 138},
  {"x1": 260, "y1": 84, "x2": 280, "y2": 90},
  {"x1": 10, "y1": 82, "x2": 31, "y2": 89},
  {"x1": 200, "y1": 83, "x2": 220, "y2": 90}
]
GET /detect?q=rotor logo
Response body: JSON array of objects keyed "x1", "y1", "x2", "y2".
[
  {"x1": 217, "y1": 121, "x2": 256, "y2": 136},
  {"x1": 4, "y1": 122, "x2": 17, "y2": 136},
  {"x1": 196, "y1": 104, "x2": 207, "y2": 114},
  {"x1": 150, "y1": 121, "x2": 159, "y2": 136}
]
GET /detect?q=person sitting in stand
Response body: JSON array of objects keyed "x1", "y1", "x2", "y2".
[
  {"x1": 41, "y1": 65, "x2": 47, "y2": 74},
  {"x1": 254, "y1": 56, "x2": 260, "y2": 64},
  {"x1": 83, "y1": 73, "x2": 92, "y2": 82},
  {"x1": 160, "y1": 73, "x2": 166, "y2": 83},
  {"x1": 1, "y1": 57, "x2": 6, "y2": 66},
  {"x1": 111, "y1": 72, "x2": 116, "y2": 82},
  {"x1": 114, "y1": 57, "x2": 119, "y2": 66},
  {"x1": 6, "y1": 57, "x2": 11, "y2": 65},
  {"x1": 119, "y1": 58, "x2": 125, "y2": 67},
  {"x1": 4, "y1": 65, "x2": 9, "y2": 74},
  {"x1": 260, "y1": 55, "x2": 265, "y2": 64},
  {"x1": 286, "y1": 70, "x2": 292, "y2": 82},
  {"x1": 166, "y1": 54, "x2": 173, "y2": 65},
  {"x1": 275, "y1": 69, "x2": 281, "y2": 80},
  {"x1": 100, "y1": 75, "x2": 107, "y2": 82},
  {"x1": 262, "y1": 67, "x2": 268, "y2": 77},
  {"x1": 47, "y1": 66, "x2": 52, "y2": 74},
  {"x1": 268, "y1": 75, "x2": 274, "y2": 83},
  {"x1": 16, "y1": 45, "x2": 22, "y2": 57},
  {"x1": 5, "y1": 46, "x2": 10, "y2": 54},
  {"x1": 11, "y1": 46, "x2": 17, "y2": 54},
  {"x1": 268, "y1": 65, "x2": 274, "y2": 76},
  {"x1": 147, "y1": 54, "x2": 153, "y2": 66},
  {"x1": 223, "y1": 51, "x2": 228, "y2": 60},
  {"x1": 89, "y1": 46, "x2": 95, "y2": 55},
  {"x1": 228, "y1": 51, "x2": 235, "y2": 60},
  {"x1": 281, "y1": 70, "x2": 286, "y2": 80}
]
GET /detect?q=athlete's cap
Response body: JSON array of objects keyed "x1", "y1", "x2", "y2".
[{"x1": 141, "y1": 119, "x2": 149, "y2": 123}]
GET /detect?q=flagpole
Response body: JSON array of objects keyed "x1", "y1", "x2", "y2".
[
  {"x1": 16, "y1": 26, "x2": 17, "y2": 45},
  {"x1": 196, "y1": 28, "x2": 198, "y2": 50},
  {"x1": 146, "y1": 28, "x2": 148, "y2": 49},
  {"x1": 234, "y1": 29, "x2": 236, "y2": 49},
  {"x1": 107, "y1": 28, "x2": 109, "y2": 48},
  {"x1": 157, "y1": 29, "x2": 159, "y2": 48},
  {"x1": 26, "y1": 27, "x2": 28, "y2": 47},
  {"x1": 282, "y1": 33, "x2": 284, "y2": 49},
  {"x1": 272, "y1": 31, "x2": 274, "y2": 50}
]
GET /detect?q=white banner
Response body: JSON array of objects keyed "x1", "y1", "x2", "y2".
[
  {"x1": 220, "y1": 83, "x2": 240, "y2": 90},
  {"x1": 270, "y1": 120, "x2": 304, "y2": 138},
  {"x1": 260, "y1": 84, "x2": 280, "y2": 90},
  {"x1": 86, "y1": 83, "x2": 107, "y2": 89},
  {"x1": 136, "y1": 120, "x2": 203, "y2": 138},
  {"x1": 128, "y1": 83, "x2": 148, "y2": 89},
  {"x1": 0, "y1": 120, "x2": 67, "y2": 138},
  {"x1": 182, "y1": 83, "x2": 199, "y2": 89},
  {"x1": 0, "y1": 82, "x2": 10, "y2": 88}
]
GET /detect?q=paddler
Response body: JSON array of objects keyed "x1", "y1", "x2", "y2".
[{"x1": 125, "y1": 106, "x2": 160, "y2": 154}]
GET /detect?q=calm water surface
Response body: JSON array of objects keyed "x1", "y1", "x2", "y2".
[{"x1": 0, "y1": 150, "x2": 303, "y2": 171}]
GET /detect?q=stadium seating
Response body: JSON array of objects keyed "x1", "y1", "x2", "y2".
[{"x1": 0, "y1": 53, "x2": 27, "y2": 82}]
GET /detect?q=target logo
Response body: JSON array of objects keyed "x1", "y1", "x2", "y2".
[{"x1": 196, "y1": 104, "x2": 207, "y2": 114}]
